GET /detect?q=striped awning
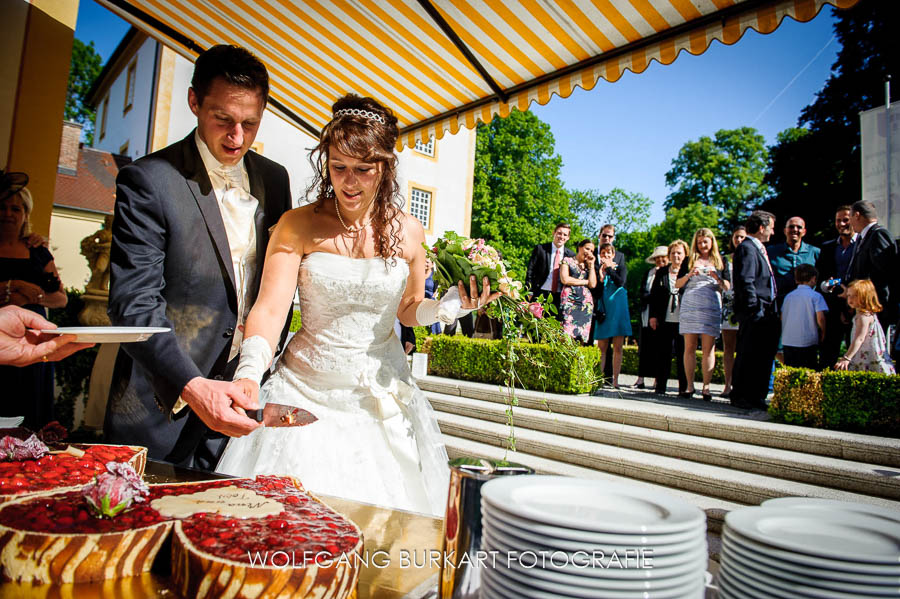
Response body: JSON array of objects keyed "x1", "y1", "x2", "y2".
[{"x1": 97, "y1": 0, "x2": 858, "y2": 149}]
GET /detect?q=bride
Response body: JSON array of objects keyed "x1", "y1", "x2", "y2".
[{"x1": 216, "y1": 94, "x2": 499, "y2": 516}]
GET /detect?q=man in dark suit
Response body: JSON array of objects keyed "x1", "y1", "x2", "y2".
[
  {"x1": 105, "y1": 46, "x2": 292, "y2": 470},
  {"x1": 525, "y1": 222, "x2": 573, "y2": 319},
  {"x1": 845, "y1": 200, "x2": 898, "y2": 332},
  {"x1": 731, "y1": 210, "x2": 779, "y2": 410},
  {"x1": 815, "y1": 205, "x2": 856, "y2": 369}
]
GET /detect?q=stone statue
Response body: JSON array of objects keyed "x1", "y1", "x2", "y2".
[{"x1": 78, "y1": 214, "x2": 113, "y2": 327}]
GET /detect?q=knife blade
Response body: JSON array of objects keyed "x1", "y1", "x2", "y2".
[{"x1": 245, "y1": 404, "x2": 318, "y2": 427}]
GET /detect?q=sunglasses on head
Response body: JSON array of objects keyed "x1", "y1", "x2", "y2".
[{"x1": 0, "y1": 170, "x2": 28, "y2": 202}]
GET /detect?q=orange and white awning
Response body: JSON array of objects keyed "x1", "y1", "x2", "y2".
[{"x1": 97, "y1": 0, "x2": 859, "y2": 149}]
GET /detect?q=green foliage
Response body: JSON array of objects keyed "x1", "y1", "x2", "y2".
[
  {"x1": 426, "y1": 335, "x2": 600, "y2": 395},
  {"x1": 47, "y1": 290, "x2": 99, "y2": 430},
  {"x1": 664, "y1": 127, "x2": 769, "y2": 232},
  {"x1": 289, "y1": 310, "x2": 302, "y2": 332},
  {"x1": 771, "y1": 367, "x2": 899, "y2": 437},
  {"x1": 471, "y1": 109, "x2": 573, "y2": 276},
  {"x1": 763, "y1": 2, "x2": 897, "y2": 244},
  {"x1": 568, "y1": 187, "x2": 652, "y2": 238},
  {"x1": 67, "y1": 39, "x2": 103, "y2": 145}
]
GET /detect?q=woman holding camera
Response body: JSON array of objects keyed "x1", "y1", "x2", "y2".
[
  {"x1": 0, "y1": 173, "x2": 67, "y2": 429},
  {"x1": 676, "y1": 228, "x2": 730, "y2": 401}
]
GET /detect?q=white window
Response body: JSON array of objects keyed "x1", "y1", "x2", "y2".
[
  {"x1": 409, "y1": 187, "x2": 432, "y2": 229},
  {"x1": 100, "y1": 95, "x2": 109, "y2": 140},
  {"x1": 414, "y1": 135, "x2": 435, "y2": 157},
  {"x1": 124, "y1": 60, "x2": 136, "y2": 112}
]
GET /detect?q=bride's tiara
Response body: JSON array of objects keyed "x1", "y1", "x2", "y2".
[{"x1": 333, "y1": 108, "x2": 385, "y2": 124}]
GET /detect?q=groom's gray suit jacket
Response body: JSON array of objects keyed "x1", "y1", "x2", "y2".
[{"x1": 105, "y1": 130, "x2": 292, "y2": 465}]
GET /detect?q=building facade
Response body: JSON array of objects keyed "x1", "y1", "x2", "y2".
[{"x1": 87, "y1": 30, "x2": 474, "y2": 246}]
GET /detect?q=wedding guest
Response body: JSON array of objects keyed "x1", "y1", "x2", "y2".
[
  {"x1": 0, "y1": 175, "x2": 68, "y2": 429},
  {"x1": 767, "y1": 216, "x2": 820, "y2": 308},
  {"x1": 0, "y1": 305, "x2": 93, "y2": 367},
  {"x1": 845, "y1": 200, "x2": 898, "y2": 333},
  {"x1": 525, "y1": 222, "x2": 573, "y2": 318},
  {"x1": 731, "y1": 211, "x2": 779, "y2": 410},
  {"x1": 676, "y1": 228, "x2": 730, "y2": 401},
  {"x1": 591, "y1": 224, "x2": 627, "y2": 373},
  {"x1": 105, "y1": 45, "x2": 293, "y2": 470},
  {"x1": 593, "y1": 243, "x2": 631, "y2": 388},
  {"x1": 559, "y1": 239, "x2": 597, "y2": 343},
  {"x1": 635, "y1": 246, "x2": 668, "y2": 389},
  {"x1": 649, "y1": 240, "x2": 689, "y2": 396},
  {"x1": 815, "y1": 205, "x2": 856, "y2": 369},
  {"x1": 835, "y1": 279, "x2": 895, "y2": 374},
  {"x1": 423, "y1": 258, "x2": 441, "y2": 335},
  {"x1": 780, "y1": 264, "x2": 828, "y2": 369},
  {"x1": 721, "y1": 226, "x2": 746, "y2": 397}
]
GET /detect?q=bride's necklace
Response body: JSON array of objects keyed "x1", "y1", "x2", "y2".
[{"x1": 334, "y1": 197, "x2": 372, "y2": 234}]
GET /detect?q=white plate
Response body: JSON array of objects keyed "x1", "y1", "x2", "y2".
[
  {"x1": 762, "y1": 497, "x2": 900, "y2": 526},
  {"x1": 726, "y1": 507, "x2": 900, "y2": 564},
  {"x1": 722, "y1": 532, "x2": 900, "y2": 587},
  {"x1": 722, "y1": 553, "x2": 890, "y2": 599},
  {"x1": 484, "y1": 501, "x2": 703, "y2": 546},
  {"x1": 39, "y1": 326, "x2": 170, "y2": 343},
  {"x1": 486, "y1": 562, "x2": 706, "y2": 599},
  {"x1": 723, "y1": 529, "x2": 900, "y2": 576},
  {"x1": 718, "y1": 566, "x2": 773, "y2": 599},
  {"x1": 721, "y1": 544, "x2": 900, "y2": 597},
  {"x1": 483, "y1": 510, "x2": 706, "y2": 558},
  {"x1": 0, "y1": 416, "x2": 24, "y2": 427},
  {"x1": 481, "y1": 525, "x2": 707, "y2": 579},
  {"x1": 481, "y1": 475, "x2": 705, "y2": 535}
]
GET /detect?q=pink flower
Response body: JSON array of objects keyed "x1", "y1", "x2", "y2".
[
  {"x1": 82, "y1": 461, "x2": 149, "y2": 519},
  {"x1": 0, "y1": 434, "x2": 49, "y2": 461},
  {"x1": 528, "y1": 302, "x2": 544, "y2": 319}
]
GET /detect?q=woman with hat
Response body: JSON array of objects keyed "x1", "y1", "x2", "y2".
[
  {"x1": 634, "y1": 246, "x2": 668, "y2": 389},
  {"x1": 0, "y1": 170, "x2": 67, "y2": 429}
]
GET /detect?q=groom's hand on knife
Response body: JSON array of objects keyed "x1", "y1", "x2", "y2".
[{"x1": 182, "y1": 377, "x2": 261, "y2": 437}]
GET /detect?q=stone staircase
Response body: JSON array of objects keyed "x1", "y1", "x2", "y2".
[{"x1": 418, "y1": 375, "x2": 900, "y2": 534}]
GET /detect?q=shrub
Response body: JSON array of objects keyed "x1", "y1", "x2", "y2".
[
  {"x1": 47, "y1": 290, "x2": 99, "y2": 430},
  {"x1": 426, "y1": 335, "x2": 599, "y2": 394},
  {"x1": 770, "y1": 367, "x2": 899, "y2": 437},
  {"x1": 290, "y1": 310, "x2": 302, "y2": 332}
]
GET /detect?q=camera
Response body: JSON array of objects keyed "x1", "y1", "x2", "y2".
[
  {"x1": 820, "y1": 278, "x2": 844, "y2": 296},
  {"x1": 698, "y1": 266, "x2": 710, "y2": 276}
]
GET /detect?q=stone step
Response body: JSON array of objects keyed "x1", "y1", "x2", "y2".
[
  {"x1": 427, "y1": 392, "x2": 900, "y2": 500},
  {"x1": 418, "y1": 375, "x2": 900, "y2": 467},
  {"x1": 441, "y1": 434, "x2": 743, "y2": 534},
  {"x1": 433, "y1": 410, "x2": 900, "y2": 512}
]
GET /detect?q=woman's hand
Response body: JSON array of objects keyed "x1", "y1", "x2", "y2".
[
  {"x1": 233, "y1": 378, "x2": 260, "y2": 407},
  {"x1": 835, "y1": 356, "x2": 851, "y2": 371},
  {"x1": 458, "y1": 276, "x2": 501, "y2": 311},
  {"x1": 11, "y1": 280, "x2": 44, "y2": 305},
  {"x1": 584, "y1": 253, "x2": 595, "y2": 266}
]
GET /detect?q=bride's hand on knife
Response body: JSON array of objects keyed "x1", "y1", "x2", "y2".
[
  {"x1": 181, "y1": 376, "x2": 261, "y2": 437},
  {"x1": 234, "y1": 378, "x2": 260, "y2": 406}
]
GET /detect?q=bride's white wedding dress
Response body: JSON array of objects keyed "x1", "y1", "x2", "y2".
[{"x1": 217, "y1": 252, "x2": 450, "y2": 516}]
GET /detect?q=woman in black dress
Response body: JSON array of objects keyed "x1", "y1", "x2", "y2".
[
  {"x1": 648, "y1": 240, "x2": 689, "y2": 396},
  {"x1": 0, "y1": 174, "x2": 68, "y2": 429}
]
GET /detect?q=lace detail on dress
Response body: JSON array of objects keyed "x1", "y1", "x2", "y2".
[{"x1": 217, "y1": 252, "x2": 450, "y2": 516}]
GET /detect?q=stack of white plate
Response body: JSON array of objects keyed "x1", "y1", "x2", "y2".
[
  {"x1": 479, "y1": 475, "x2": 708, "y2": 598},
  {"x1": 720, "y1": 497, "x2": 900, "y2": 598}
]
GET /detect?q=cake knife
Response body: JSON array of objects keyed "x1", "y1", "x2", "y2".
[{"x1": 245, "y1": 404, "x2": 318, "y2": 427}]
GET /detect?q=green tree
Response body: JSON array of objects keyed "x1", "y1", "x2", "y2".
[
  {"x1": 664, "y1": 127, "x2": 769, "y2": 232},
  {"x1": 66, "y1": 39, "x2": 103, "y2": 145},
  {"x1": 568, "y1": 187, "x2": 652, "y2": 238},
  {"x1": 471, "y1": 109, "x2": 573, "y2": 276},
  {"x1": 763, "y1": 2, "x2": 898, "y2": 244}
]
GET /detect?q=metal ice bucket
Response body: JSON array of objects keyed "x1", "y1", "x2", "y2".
[{"x1": 438, "y1": 457, "x2": 534, "y2": 599}]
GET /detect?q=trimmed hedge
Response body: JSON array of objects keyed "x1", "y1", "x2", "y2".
[
  {"x1": 771, "y1": 367, "x2": 899, "y2": 437},
  {"x1": 426, "y1": 335, "x2": 599, "y2": 394}
]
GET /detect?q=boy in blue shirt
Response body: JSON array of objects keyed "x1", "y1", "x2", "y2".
[{"x1": 780, "y1": 264, "x2": 828, "y2": 369}]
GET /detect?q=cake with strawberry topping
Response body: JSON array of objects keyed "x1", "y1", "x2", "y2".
[
  {"x1": 0, "y1": 431, "x2": 146, "y2": 505},
  {"x1": 0, "y1": 475, "x2": 363, "y2": 599}
]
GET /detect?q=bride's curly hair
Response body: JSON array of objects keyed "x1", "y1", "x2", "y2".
[{"x1": 307, "y1": 94, "x2": 404, "y2": 262}]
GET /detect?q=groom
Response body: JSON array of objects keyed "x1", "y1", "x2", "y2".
[{"x1": 105, "y1": 45, "x2": 292, "y2": 470}]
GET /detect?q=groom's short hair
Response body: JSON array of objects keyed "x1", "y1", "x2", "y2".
[{"x1": 191, "y1": 45, "x2": 269, "y2": 107}]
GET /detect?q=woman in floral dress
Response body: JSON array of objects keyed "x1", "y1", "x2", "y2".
[
  {"x1": 835, "y1": 279, "x2": 895, "y2": 374},
  {"x1": 559, "y1": 239, "x2": 597, "y2": 343}
]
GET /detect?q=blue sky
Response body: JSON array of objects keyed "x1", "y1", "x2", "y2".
[{"x1": 75, "y1": 1, "x2": 840, "y2": 225}]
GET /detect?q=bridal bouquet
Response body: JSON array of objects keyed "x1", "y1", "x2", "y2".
[{"x1": 426, "y1": 232, "x2": 594, "y2": 451}]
